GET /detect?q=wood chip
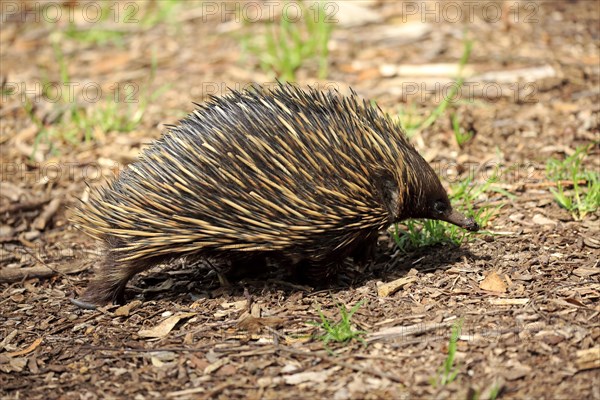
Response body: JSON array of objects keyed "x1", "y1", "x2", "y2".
[
  {"x1": 0, "y1": 181, "x2": 26, "y2": 202},
  {"x1": 380, "y1": 63, "x2": 475, "y2": 78},
  {"x1": 488, "y1": 298, "x2": 530, "y2": 305},
  {"x1": 583, "y1": 237, "x2": 600, "y2": 248},
  {"x1": 0, "y1": 197, "x2": 50, "y2": 215},
  {"x1": 332, "y1": 1, "x2": 382, "y2": 28},
  {"x1": 214, "y1": 300, "x2": 248, "y2": 318},
  {"x1": 220, "y1": 300, "x2": 247, "y2": 310},
  {"x1": 575, "y1": 347, "x2": 600, "y2": 371},
  {"x1": 166, "y1": 387, "x2": 206, "y2": 398},
  {"x1": 32, "y1": 197, "x2": 62, "y2": 230},
  {"x1": 376, "y1": 276, "x2": 418, "y2": 297},
  {"x1": 362, "y1": 23, "x2": 432, "y2": 46},
  {"x1": 473, "y1": 65, "x2": 557, "y2": 83},
  {"x1": 368, "y1": 321, "x2": 454, "y2": 342},
  {"x1": 283, "y1": 369, "x2": 334, "y2": 385},
  {"x1": 531, "y1": 214, "x2": 557, "y2": 226},
  {"x1": 204, "y1": 358, "x2": 228, "y2": 374},
  {"x1": 237, "y1": 314, "x2": 286, "y2": 333},
  {"x1": 502, "y1": 362, "x2": 532, "y2": 381},
  {"x1": 0, "y1": 225, "x2": 15, "y2": 239},
  {"x1": 572, "y1": 267, "x2": 600, "y2": 277}
]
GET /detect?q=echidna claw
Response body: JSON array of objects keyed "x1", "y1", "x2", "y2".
[{"x1": 70, "y1": 297, "x2": 99, "y2": 310}]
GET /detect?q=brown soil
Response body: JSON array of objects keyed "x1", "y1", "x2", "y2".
[{"x1": 1, "y1": 1, "x2": 599, "y2": 399}]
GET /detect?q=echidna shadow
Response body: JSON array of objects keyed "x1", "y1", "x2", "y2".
[
  {"x1": 71, "y1": 83, "x2": 478, "y2": 308},
  {"x1": 126, "y1": 239, "x2": 479, "y2": 303}
]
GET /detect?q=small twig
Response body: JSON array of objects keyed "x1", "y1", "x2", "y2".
[
  {"x1": 231, "y1": 347, "x2": 277, "y2": 358},
  {"x1": 492, "y1": 179, "x2": 590, "y2": 191},
  {"x1": 198, "y1": 381, "x2": 238, "y2": 400},
  {"x1": 367, "y1": 320, "x2": 455, "y2": 343},
  {"x1": 0, "y1": 198, "x2": 51, "y2": 215},
  {"x1": 277, "y1": 346, "x2": 405, "y2": 384},
  {"x1": 0, "y1": 262, "x2": 87, "y2": 283},
  {"x1": 80, "y1": 344, "x2": 212, "y2": 353},
  {"x1": 32, "y1": 197, "x2": 62, "y2": 230},
  {"x1": 47, "y1": 313, "x2": 99, "y2": 336},
  {"x1": 65, "y1": 22, "x2": 142, "y2": 33},
  {"x1": 484, "y1": 194, "x2": 553, "y2": 207}
]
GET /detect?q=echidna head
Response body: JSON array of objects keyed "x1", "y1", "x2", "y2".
[
  {"x1": 405, "y1": 163, "x2": 479, "y2": 232},
  {"x1": 415, "y1": 175, "x2": 479, "y2": 232},
  {"x1": 372, "y1": 156, "x2": 479, "y2": 232}
]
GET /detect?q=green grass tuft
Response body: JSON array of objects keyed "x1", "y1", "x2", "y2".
[
  {"x1": 23, "y1": 43, "x2": 166, "y2": 159},
  {"x1": 430, "y1": 318, "x2": 463, "y2": 387},
  {"x1": 452, "y1": 112, "x2": 474, "y2": 147},
  {"x1": 546, "y1": 143, "x2": 599, "y2": 220},
  {"x1": 397, "y1": 34, "x2": 473, "y2": 139},
  {"x1": 310, "y1": 300, "x2": 367, "y2": 350},
  {"x1": 61, "y1": 1, "x2": 185, "y2": 46},
  {"x1": 392, "y1": 171, "x2": 512, "y2": 252},
  {"x1": 239, "y1": 0, "x2": 334, "y2": 81},
  {"x1": 488, "y1": 383, "x2": 502, "y2": 400},
  {"x1": 141, "y1": 0, "x2": 185, "y2": 27}
]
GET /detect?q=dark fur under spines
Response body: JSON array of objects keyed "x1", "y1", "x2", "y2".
[{"x1": 72, "y1": 83, "x2": 478, "y2": 307}]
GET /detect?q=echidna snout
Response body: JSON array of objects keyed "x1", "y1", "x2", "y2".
[{"x1": 430, "y1": 200, "x2": 480, "y2": 232}]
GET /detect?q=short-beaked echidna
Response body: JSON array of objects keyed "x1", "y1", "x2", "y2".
[{"x1": 72, "y1": 83, "x2": 478, "y2": 307}]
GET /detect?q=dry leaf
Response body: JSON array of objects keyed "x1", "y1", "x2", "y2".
[
  {"x1": 8, "y1": 357, "x2": 28, "y2": 373},
  {"x1": 188, "y1": 354, "x2": 210, "y2": 370},
  {"x1": 237, "y1": 314, "x2": 286, "y2": 333},
  {"x1": 480, "y1": 271, "x2": 508, "y2": 293},
  {"x1": 220, "y1": 300, "x2": 247, "y2": 310},
  {"x1": 214, "y1": 300, "x2": 248, "y2": 317},
  {"x1": 138, "y1": 313, "x2": 196, "y2": 338},
  {"x1": 531, "y1": 214, "x2": 557, "y2": 226}
]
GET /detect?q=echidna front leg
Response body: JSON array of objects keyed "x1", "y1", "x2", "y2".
[
  {"x1": 228, "y1": 254, "x2": 268, "y2": 281},
  {"x1": 349, "y1": 234, "x2": 378, "y2": 266},
  {"x1": 294, "y1": 259, "x2": 342, "y2": 286}
]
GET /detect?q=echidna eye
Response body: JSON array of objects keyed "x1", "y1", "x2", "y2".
[{"x1": 433, "y1": 200, "x2": 447, "y2": 214}]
